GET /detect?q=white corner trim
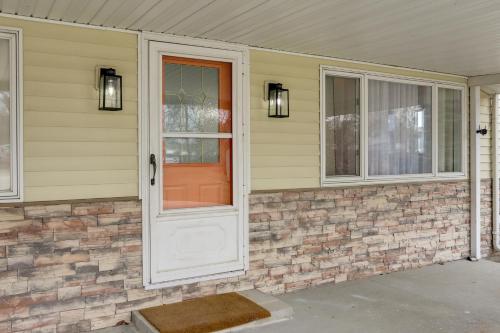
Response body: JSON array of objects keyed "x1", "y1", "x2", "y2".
[
  {"x1": 470, "y1": 86, "x2": 482, "y2": 260},
  {"x1": 137, "y1": 33, "x2": 142, "y2": 201},
  {"x1": 492, "y1": 94, "x2": 500, "y2": 252}
]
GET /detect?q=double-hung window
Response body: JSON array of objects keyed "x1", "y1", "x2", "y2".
[
  {"x1": 0, "y1": 29, "x2": 21, "y2": 201},
  {"x1": 321, "y1": 67, "x2": 466, "y2": 186}
]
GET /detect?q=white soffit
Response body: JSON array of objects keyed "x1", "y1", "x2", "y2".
[{"x1": 3, "y1": 0, "x2": 500, "y2": 76}]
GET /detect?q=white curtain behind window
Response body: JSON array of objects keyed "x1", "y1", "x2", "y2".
[
  {"x1": 368, "y1": 80, "x2": 432, "y2": 176},
  {"x1": 438, "y1": 88, "x2": 462, "y2": 172}
]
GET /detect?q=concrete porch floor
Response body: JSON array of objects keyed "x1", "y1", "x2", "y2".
[
  {"x1": 98, "y1": 258, "x2": 500, "y2": 333},
  {"x1": 243, "y1": 258, "x2": 500, "y2": 333}
]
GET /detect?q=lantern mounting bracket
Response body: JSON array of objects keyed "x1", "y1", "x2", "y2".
[{"x1": 95, "y1": 65, "x2": 113, "y2": 90}]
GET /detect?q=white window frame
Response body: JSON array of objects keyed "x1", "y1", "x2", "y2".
[
  {"x1": 436, "y1": 83, "x2": 467, "y2": 178},
  {"x1": 320, "y1": 65, "x2": 467, "y2": 187},
  {"x1": 320, "y1": 70, "x2": 364, "y2": 183},
  {"x1": 0, "y1": 27, "x2": 22, "y2": 202}
]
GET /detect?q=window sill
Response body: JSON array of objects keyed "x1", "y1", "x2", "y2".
[
  {"x1": 321, "y1": 174, "x2": 468, "y2": 188},
  {"x1": 0, "y1": 194, "x2": 23, "y2": 203}
]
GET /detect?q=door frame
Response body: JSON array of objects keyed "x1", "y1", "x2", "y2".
[{"x1": 139, "y1": 32, "x2": 250, "y2": 289}]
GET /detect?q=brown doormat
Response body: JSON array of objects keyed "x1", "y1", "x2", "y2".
[{"x1": 139, "y1": 292, "x2": 271, "y2": 333}]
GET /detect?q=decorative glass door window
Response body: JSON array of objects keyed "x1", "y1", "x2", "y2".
[{"x1": 162, "y1": 56, "x2": 232, "y2": 210}]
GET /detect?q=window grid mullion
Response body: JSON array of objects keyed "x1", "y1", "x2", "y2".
[{"x1": 362, "y1": 75, "x2": 368, "y2": 181}]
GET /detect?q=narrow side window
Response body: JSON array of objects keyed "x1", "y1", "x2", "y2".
[
  {"x1": 324, "y1": 74, "x2": 361, "y2": 178},
  {"x1": 438, "y1": 87, "x2": 463, "y2": 173}
]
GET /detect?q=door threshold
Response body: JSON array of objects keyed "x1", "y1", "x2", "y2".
[{"x1": 144, "y1": 269, "x2": 245, "y2": 290}]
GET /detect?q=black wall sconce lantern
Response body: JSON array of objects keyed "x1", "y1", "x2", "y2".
[
  {"x1": 267, "y1": 82, "x2": 289, "y2": 118},
  {"x1": 98, "y1": 68, "x2": 122, "y2": 111},
  {"x1": 476, "y1": 125, "x2": 488, "y2": 136}
]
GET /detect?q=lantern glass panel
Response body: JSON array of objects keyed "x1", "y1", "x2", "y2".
[
  {"x1": 99, "y1": 75, "x2": 104, "y2": 110},
  {"x1": 268, "y1": 86, "x2": 277, "y2": 117},
  {"x1": 268, "y1": 83, "x2": 289, "y2": 118},
  {"x1": 99, "y1": 69, "x2": 122, "y2": 111},
  {"x1": 279, "y1": 88, "x2": 289, "y2": 117},
  {"x1": 105, "y1": 76, "x2": 121, "y2": 109}
]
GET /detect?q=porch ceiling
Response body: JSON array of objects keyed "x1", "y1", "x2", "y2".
[{"x1": 4, "y1": 0, "x2": 500, "y2": 77}]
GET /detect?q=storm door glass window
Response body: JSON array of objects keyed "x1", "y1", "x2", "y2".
[
  {"x1": 438, "y1": 87, "x2": 462, "y2": 173},
  {"x1": 162, "y1": 56, "x2": 232, "y2": 210},
  {"x1": 324, "y1": 75, "x2": 360, "y2": 177},
  {"x1": 0, "y1": 38, "x2": 12, "y2": 193},
  {"x1": 368, "y1": 80, "x2": 432, "y2": 176}
]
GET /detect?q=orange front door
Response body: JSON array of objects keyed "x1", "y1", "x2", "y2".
[{"x1": 162, "y1": 56, "x2": 233, "y2": 210}]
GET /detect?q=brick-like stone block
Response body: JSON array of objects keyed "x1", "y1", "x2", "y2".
[
  {"x1": 25, "y1": 205, "x2": 72, "y2": 219},
  {"x1": 0, "y1": 208, "x2": 24, "y2": 222},
  {"x1": 57, "y1": 286, "x2": 81, "y2": 301},
  {"x1": 72, "y1": 202, "x2": 114, "y2": 216},
  {"x1": 11, "y1": 313, "x2": 59, "y2": 331}
]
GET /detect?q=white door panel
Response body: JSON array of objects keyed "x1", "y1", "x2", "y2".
[
  {"x1": 146, "y1": 40, "x2": 247, "y2": 286},
  {"x1": 151, "y1": 213, "x2": 240, "y2": 283}
]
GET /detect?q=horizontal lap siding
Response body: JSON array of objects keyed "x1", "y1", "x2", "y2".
[
  {"x1": 480, "y1": 90, "x2": 492, "y2": 179},
  {"x1": 250, "y1": 52, "x2": 320, "y2": 190},
  {"x1": 0, "y1": 17, "x2": 138, "y2": 201},
  {"x1": 249, "y1": 50, "x2": 468, "y2": 191},
  {"x1": 0, "y1": 17, "x2": 479, "y2": 197}
]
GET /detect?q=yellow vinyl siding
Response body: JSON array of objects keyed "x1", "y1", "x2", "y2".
[
  {"x1": 0, "y1": 16, "x2": 478, "y2": 198},
  {"x1": 250, "y1": 49, "x2": 468, "y2": 190},
  {"x1": 480, "y1": 90, "x2": 492, "y2": 179},
  {"x1": 0, "y1": 17, "x2": 138, "y2": 201}
]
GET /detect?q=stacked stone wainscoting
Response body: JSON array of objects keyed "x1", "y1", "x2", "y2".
[
  {"x1": 481, "y1": 178, "x2": 493, "y2": 257},
  {"x1": 0, "y1": 180, "x2": 492, "y2": 332}
]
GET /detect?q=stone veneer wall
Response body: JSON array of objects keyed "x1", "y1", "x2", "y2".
[
  {"x1": 0, "y1": 180, "x2": 493, "y2": 332},
  {"x1": 481, "y1": 179, "x2": 493, "y2": 257}
]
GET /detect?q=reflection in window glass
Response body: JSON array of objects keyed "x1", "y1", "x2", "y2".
[
  {"x1": 162, "y1": 139, "x2": 232, "y2": 209},
  {"x1": 324, "y1": 75, "x2": 360, "y2": 177},
  {"x1": 162, "y1": 56, "x2": 233, "y2": 210},
  {"x1": 368, "y1": 80, "x2": 432, "y2": 176},
  {"x1": 438, "y1": 87, "x2": 462, "y2": 173},
  {"x1": 164, "y1": 64, "x2": 226, "y2": 133},
  {"x1": 164, "y1": 138, "x2": 220, "y2": 164},
  {"x1": 0, "y1": 39, "x2": 11, "y2": 192}
]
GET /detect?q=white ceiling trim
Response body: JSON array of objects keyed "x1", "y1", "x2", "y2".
[
  {"x1": 1, "y1": 0, "x2": 499, "y2": 76},
  {"x1": 0, "y1": 11, "x2": 469, "y2": 80}
]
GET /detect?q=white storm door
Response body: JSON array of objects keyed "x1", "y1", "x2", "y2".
[{"x1": 148, "y1": 41, "x2": 246, "y2": 285}]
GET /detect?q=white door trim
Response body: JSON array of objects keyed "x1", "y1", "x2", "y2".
[{"x1": 139, "y1": 32, "x2": 250, "y2": 289}]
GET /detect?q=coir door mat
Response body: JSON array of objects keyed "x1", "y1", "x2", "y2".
[{"x1": 139, "y1": 292, "x2": 271, "y2": 333}]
